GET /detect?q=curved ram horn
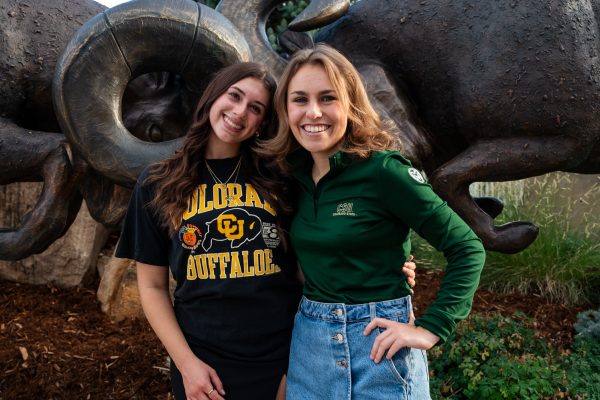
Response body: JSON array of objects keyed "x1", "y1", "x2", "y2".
[
  {"x1": 53, "y1": 0, "x2": 251, "y2": 187},
  {"x1": 216, "y1": 0, "x2": 287, "y2": 77},
  {"x1": 288, "y1": 0, "x2": 350, "y2": 31}
]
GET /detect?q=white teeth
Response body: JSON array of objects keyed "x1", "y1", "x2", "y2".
[
  {"x1": 303, "y1": 124, "x2": 328, "y2": 133},
  {"x1": 224, "y1": 115, "x2": 242, "y2": 130}
]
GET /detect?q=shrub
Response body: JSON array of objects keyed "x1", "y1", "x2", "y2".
[
  {"x1": 566, "y1": 308, "x2": 600, "y2": 397},
  {"x1": 429, "y1": 311, "x2": 600, "y2": 399},
  {"x1": 565, "y1": 334, "x2": 600, "y2": 398},
  {"x1": 429, "y1": 313, "x2": 566, "y2": 399},
  {"x1": 574, "y1": 308, "x2": 600, "y2": 341}
]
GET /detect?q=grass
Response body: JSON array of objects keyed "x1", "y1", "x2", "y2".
[{"x1": 412, "y1": 172, "x2": 600, "y2": 305}]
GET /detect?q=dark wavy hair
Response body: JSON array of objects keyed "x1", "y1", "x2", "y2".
[{"x1": 145, "y1": 62, "x2": 292, "y2": 235}]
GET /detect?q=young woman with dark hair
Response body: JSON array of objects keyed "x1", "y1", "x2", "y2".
[{"x1": 116, "y1": 62, "x2": 301, "y2": 400}]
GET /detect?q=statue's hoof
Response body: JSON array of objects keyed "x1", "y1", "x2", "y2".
[{"x1": 488, "y1": 222, "x2": 539, "y2": 254}]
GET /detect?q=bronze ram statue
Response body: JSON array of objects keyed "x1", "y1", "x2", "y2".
[
  {"x1": 2, "y1": 0, "x2": 599, "y2": 261},
  {"x1": 0, "y1": 0, "x2": 246, "y2": 259},
  {"x1": 289, "y1": 0, "x2": 600, "y2": 253},
  {"x1": 1, "y1": 0, "x2": 105, "y2": 260}
]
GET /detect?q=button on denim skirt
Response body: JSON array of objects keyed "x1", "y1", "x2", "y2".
[{"x1": 286, "y1": 296, "x2": 431, "y2": 400}]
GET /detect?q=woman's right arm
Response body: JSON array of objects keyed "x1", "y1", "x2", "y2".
[{"x1": 137, "y1": 262, "x2": 225, "y2": 400}]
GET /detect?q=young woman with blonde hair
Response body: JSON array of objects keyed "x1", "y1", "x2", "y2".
[{"x1": 265, "y1": 44, "x2": 486, "y2": 399}]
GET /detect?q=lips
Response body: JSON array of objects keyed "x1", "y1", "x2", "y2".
[
  {"x1": 223, "y1": 114, "x2": 243, "y2": 131},
  {"x1": 301, "y1": 124, "x2": 330, "y2": 136}
]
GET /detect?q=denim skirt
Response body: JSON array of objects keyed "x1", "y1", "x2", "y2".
[{"x1": 286, "y1": 296, "x2": 431, "y2": 400}]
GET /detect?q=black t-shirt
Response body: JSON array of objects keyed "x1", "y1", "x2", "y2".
[{"x1": 116, "y1": 157, "x2": 301, "y2": 363}]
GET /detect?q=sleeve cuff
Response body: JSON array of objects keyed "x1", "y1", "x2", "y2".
[{"x1": 414, "y1": 312, "x2": 457, "y2": 345}]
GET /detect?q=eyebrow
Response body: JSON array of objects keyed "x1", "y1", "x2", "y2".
[
  {"x1": 289, "y1": 89, "x2": 336, "y2": 96},
  {"x1": 231, "y1": 85, "x2": 267, "y2": 109}
]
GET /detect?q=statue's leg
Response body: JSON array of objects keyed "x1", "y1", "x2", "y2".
[
  {"x1": 429, "y1": 134, "x2": 592, "y2": 253},
  {"x1": 0, "y1": 119, "x2": 86, "y2": 260}
]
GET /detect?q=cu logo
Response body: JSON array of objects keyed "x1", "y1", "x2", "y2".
[
  {"x1": 217, "y1": 214, "x2": 245, "y2": 239},
  {"x1": 203, "y1": 208, "x2": 262, "y2": 251}
]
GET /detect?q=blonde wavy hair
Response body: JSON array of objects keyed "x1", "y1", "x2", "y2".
[{"x1": 262, "y1": 43, "x2": 396, "y2": 171}]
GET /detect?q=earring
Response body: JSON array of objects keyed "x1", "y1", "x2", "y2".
[{"x1": 255, "y1": 131, "x2": 260, "y2": 137}]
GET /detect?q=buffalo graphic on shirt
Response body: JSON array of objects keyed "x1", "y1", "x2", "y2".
[{"x1": 202, "y1": 208, "x2": 262, "y2": 251}]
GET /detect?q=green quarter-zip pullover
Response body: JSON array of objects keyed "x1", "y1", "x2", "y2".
[{"x1": 289, "y1": 150, "x2": 485, "y2": 343}]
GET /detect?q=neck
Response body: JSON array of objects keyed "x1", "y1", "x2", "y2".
[
  {"x1": 311, "y1": 153, "x2": 330, "y2": 184},
  {"x1": 205, "y1": 137, "x2": 241, "y2": 159}
]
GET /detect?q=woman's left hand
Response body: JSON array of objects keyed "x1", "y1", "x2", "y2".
[{"x1": 363, "y1": 318, "x2": 440, "y2": 363}]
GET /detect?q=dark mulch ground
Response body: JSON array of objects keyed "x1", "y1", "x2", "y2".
[{"x1": 0, "y1": 271, "x2": 594, "y2": 399}]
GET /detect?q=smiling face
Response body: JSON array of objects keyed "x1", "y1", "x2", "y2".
[
  {"x1": 286, "y1": 63, "x2": 349, "y2": 158},
  {"x1": 207, "y1": 77, "x2": 270, "y2": 157}
]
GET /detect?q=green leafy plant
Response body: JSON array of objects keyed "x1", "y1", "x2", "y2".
[
  {"x1": 565, "y1": 308, "x2": 600, "y2": 396},
  {"x1": 429, "y1": 314, "x2": 567, "y2": 399},
  {"x1": 429, "y1": 312, "x2": 600, "y2": 399}
]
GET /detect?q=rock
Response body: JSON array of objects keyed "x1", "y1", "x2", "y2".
[
  {"x1": 97, "y1": 253, "x2": 144, "y2": 321},
  {"x1": 97, "y1": 246, "x2": 176, "y2": 322}
]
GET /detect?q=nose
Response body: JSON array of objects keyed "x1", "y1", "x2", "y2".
[
  {"x1": 306, "y1": 102, "x2": 322, "y2": 119},
  {"x1": 232, "y1": 101, "x2": 247, "y2": 117}
]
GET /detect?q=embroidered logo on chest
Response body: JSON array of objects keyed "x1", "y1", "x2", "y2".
[{"x1": 333, "y1": 202, "x2": 356, "y2": 217}]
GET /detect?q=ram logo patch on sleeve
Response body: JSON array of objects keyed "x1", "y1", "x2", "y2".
[{"x1": 408, "y1": 167, "x2": 426, "y2": 184}]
